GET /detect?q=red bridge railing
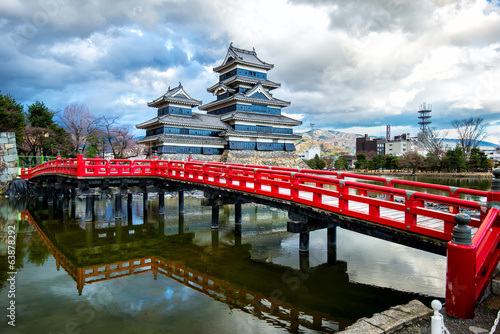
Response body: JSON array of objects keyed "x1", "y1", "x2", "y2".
[{"x1": 20, "y1": 155, "x2": 500, "y2": 319}]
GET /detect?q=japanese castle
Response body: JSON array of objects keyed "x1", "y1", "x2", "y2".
[{"x1": 136, "y1": 44, "x2": 302, "y2": 158}]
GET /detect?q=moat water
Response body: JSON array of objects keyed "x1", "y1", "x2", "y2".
[{"x1": 0, "y1": 175, "x2": 491, "y2": 333}]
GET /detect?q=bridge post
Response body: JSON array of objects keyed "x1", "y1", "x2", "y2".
[
  {"x1": 85, "y1": 221, "x2": 93, "y2": 247},
  {"x1": 488, "y1": 168, "x2": 500, "y2": 207},
  {"x1": 143, "y1": 191, "x2": 148, "y2": 213},
  {"x1": 62, "y1": 187, "x2": 70, "y2": 211},
  {"x1": 212, "y1": 205, "x2": 220, "y2": 229},
  {"x1": 179, "y1": 191, "x2": 185, "y2": 214},
  {"x1": 235, "y1": 224, "x2": 242, "y2": 247},
  {"x1": 115, "y1": 218, "x2": 122, "y2": 243},
  {"x1": 327, "y1": 226, "x2": 337, "y2": 265},
  {"x1": 235, "y1": 203, "x2": 242, "y2": 225},
  {"x1": 445, "y1": 213, "x2": 475, "y2": 319},
  {"x1": 127, "y1": 203, "x2": 133, "y2": 226},
  {"x1": 85, "y1": 195, "x2": 94, "y2": 222},
  {"x1": 47, "y1": 183, "x2": 54, "y2": 205},
  {"x1": 70, "y1": 187, "x2": 76, "y2": 203},
  {"x1": 300, "y1": 231, "x2": 309, "y2": 253},
  {"x1": 178, "y1": 213, "x2": 184, "y2": 234},
  {"x1": 127, "y1": 193, "x2": 133, "y2": 208},
  {"x1": 115, "y1": 193, "x2": 122, "y2": 219},
  {"x1": 299, "y1": 251, "x2": 310, "y2": 272},
  {"x1": 158, "y1": 191, "x2": 165, "y2": 215},
  {"x1": 211, "y1": 229, "x2": 219, "y2": 248},
  {"x1": 159, "y1": 215, "x2": 165, "y2": 235}
]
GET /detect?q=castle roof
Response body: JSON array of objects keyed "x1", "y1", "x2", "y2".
[
  {"x1": 136, "y1": 113, "x2": 229, "y2": 130},
  {"x1": 207, "y1": 76, "x2": 281, "y2": 93},
  {"x1": 221, "y1": 111, "x2": 302, "y2": 126},
  {"x1": 223, "y1": 128, "x2": 302, "y2": 140},
  {"x1": 207, "y1": 83, "x2": 236, "y2": 95},
  {"x1": 138, "y1": 134, "x2": 227, "y2": 146},
  {"x1": 148, "y1": 83, "x2": 202, "y2": 108},
  {"x1": 199, "y1": 85, "x2": 290, "y2": 111},
  {"x1": 213, "y1": 44, "x2": 274, "y2": 73}
]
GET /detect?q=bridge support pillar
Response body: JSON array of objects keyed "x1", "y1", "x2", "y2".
[
  {"x1": 235, "y1": 224, "x2": 242, "y2": 247},
  {"x1": 85, "y1": 195, "x2": 94, "y2": 222},
  {"x1": 47, "y1": 184, "x2": 54, "y2": 205},
  {"x1": 327, "y1": 226, "x2": 337, "y2": 265},
  {"x1": 299, "y1": 231, "x2": 309, "y2": 253},
  {"x1": 211, "y1": 229, "x2": 219, "y2": 248},
  {"x1": 115, "y1": 219, "x2": 122, "y2": 243},
  {"x1": 158, "y1": 215, "x2": 165, "y2": 235},
  {"x1": 178, "y1": 213, "x2": 184, "y2": 235},
  {"x1": 62, "y1": 187, "x2": 70, "y2": 211},
  {"x1": 143, "y1": 191, "x2": 148, "y2": 212},
  {"x1": 115, "y1": 194, "x2": 122, "y2": 219},
  {"x1": 127, "y1": 193, "x2": 133, "y2": 208},
  {"x1": 178, "y1": 191, "x2": 185, "y2": 214},
  {"x1": 212, "y1": 205, "x2": 220, "y2": 229},
  {"x1": 158, "y1": 192, "x2": 165, "y2": 215},
  {"x1": 299, "y1": 251, "x2": 310, "y2": 272},
  {"x1": 235, "y1": 203, "x2": 242, "y2": 225},
  {"x1": 85, "y1": 221, "x2": 93, "y2": 247},
  {"x1": 71, "y1": 187, "x2": 76, "y2": 203}
]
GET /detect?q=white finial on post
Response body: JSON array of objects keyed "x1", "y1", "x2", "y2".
[{"x1": 431, "y1": 300, "x2": 443, "y2": 334}]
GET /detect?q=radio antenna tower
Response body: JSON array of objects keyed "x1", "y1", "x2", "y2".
[{"x1": 418, "y1": 102, "x2": 432, "y2": 132}]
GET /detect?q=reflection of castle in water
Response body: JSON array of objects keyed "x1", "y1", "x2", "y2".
[{"x1": 24, "y1": 197, "x2": 425, "y2": 332}]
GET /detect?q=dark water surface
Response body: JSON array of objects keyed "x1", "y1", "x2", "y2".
[{"x1": 0, "y1": 191, "x2": 447, "y2": 333}]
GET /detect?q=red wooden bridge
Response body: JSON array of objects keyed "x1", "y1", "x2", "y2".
[{"x1": 20, "y1": 154, "x2": 500, "y2": 319}]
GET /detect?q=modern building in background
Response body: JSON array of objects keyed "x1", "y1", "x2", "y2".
[
  {"x1": 298, "y1": 146, "x2": 321, "y2": 160},
  {"x1": 356, "y1": 134, "x2": 386, "y2": 158},
  {"x1": 137, "y1": 44, "x2": 302, "y2": 156},
  {"x1": 385, "y1": 133, "x2": 412, "y2": 156}
]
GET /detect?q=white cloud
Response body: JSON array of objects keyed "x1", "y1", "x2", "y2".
[{"x1": 0, "y1": 0, "x2": 499, "y2": 143}]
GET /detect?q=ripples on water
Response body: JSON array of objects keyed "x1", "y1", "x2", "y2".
[{"x1": 0, "y1": 194, "x2": 445, "y2": 333}]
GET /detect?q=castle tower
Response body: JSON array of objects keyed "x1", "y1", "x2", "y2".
[
  {"x1": 136, "y1": 83, "x2": 227, "y2": 155},
  {"x1": 198, "y1": 44, "x2": 301, "y2": 151}
]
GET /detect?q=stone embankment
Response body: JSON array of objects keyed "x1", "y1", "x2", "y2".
[
  {"x1": 338, "y1": 300, "x2": 433, "y2": 333},
  {"x1": 338, "y1": 274, "x2": 500, "y2": 333},
  {"x1": 0, "y1": 132, "x2": 18, "y2": 193},
  {"x1": 157, "y1": 150, "x2": 309, "y2": 169}
]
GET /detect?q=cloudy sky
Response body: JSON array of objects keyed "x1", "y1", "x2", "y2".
[{"x1": 1, "y1": 0, "x2": 500, "y2": 143}]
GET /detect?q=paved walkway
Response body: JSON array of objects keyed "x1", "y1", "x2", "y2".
[{"x1": 338, "y1": 276, "x2": 500, "y2": 333}]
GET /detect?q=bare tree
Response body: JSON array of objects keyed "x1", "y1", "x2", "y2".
[
  {"x1": 101, "y1": 116, "x2": 135, "y2": 159},
  {"x1": 451, "y1": 117, "x2": 486, "y2": 157},
  {"x1": 23, "y1": 126, "x2": 54, "y2": 156},
  {"x1": 417, "y1": 128, "x2": 448, "y2": 157},
  {"x1": 58, "y1": 103, "x2": 100, "y2": 154}
]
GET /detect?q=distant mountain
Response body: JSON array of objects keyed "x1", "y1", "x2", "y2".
[
  {"x1": 294, "y1": 129, "x2": 358, "y2": 156},
  {"x1": 440, "y1": 138, "x2": 498, "y2": 148}
]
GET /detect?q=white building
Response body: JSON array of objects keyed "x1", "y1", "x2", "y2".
[
  {"x1": 385, "y1": 140, "x2": 411, "y2": 156},
  {"x1": 303, "y1": 146, "x2": 321, "y2": 160},
  {"x1": 481, "y1": 148, "x2": 500, "y2": 163}
]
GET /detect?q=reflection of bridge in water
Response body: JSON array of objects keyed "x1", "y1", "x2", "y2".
[{"x1": 24, "y1": 205, "x2": 429, "y2": 332}]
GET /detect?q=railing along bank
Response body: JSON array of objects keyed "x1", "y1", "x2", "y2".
[{"x1": 20, "y1": 155, "x2": 500, "y2": 319}]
